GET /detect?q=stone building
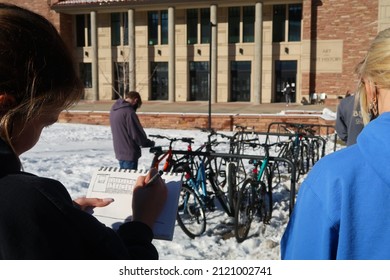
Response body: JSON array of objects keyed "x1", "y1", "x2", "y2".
[{"x1": 5, "y1": 0, "x2": 390, "y2": 105}]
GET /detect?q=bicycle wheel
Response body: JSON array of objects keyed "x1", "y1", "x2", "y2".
[
  {"x1": 176, "y1": 185, "x2": 206, "y2": 239},
  {"x1": 234, "y1": 178, "x2": 255, "y2": 243}
]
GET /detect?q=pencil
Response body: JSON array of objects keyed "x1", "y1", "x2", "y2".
[{"x1": 144, "y1": 170, "x2": 163, "y2": 188}]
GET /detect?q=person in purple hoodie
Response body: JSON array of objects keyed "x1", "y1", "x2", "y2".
[{"x1": 110, "y1": 91, "x2": 155, "y2": 170}]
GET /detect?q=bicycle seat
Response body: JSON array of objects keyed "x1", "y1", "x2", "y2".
[
  {"x1": 149, "y1": 146, "x2": 163, "y2": 154},
  {"x1": 182, "y1": 137, "x2": 194, "y2": 144}
]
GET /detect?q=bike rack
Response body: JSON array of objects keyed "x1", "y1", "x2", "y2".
[
  {"x1": 266, "y1": 121, "x2": 339, "y2": 152},
  {"x1": 210, "y1": 152, "x2": 297, "y2": 215},
  {"x1": 170, "y1": 149, "x2": 297, "y2": 215},
  {"x1": 232, "y1": 130, "x2": 328, "y2": 158}
]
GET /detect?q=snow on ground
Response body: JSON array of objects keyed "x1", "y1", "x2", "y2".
[{"x1": 20, "y1": 118, "x2": 342, "y2": 260}]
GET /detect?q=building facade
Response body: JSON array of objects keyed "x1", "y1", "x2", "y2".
[{"x1": 6, "y1": 0, "x2": 390, "y2": 105}]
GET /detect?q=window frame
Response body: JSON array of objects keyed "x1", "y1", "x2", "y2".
[
  {"x1": 272, "y1": 4, "x2": 302, "y2": 43},
  {"x1": 76, "y1": 14, "x2": 91, "y2": 47},
  {"x1": 148, "y1": 10, "x2": 168, "y2": 46}
]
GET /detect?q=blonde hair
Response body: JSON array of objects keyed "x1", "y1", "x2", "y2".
[
  {"x1": 0, "y1": 4, "x2": 84, "y2": 152},
  {"x1": 356, "y1": 28, "x2": 390, "y2": 124}
]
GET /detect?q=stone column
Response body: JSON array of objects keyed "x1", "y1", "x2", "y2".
[
  {"x1": 210, "y1": 4, "x2": 217, "y2": 104},
  {"x1": 128, "y1": 9, "x2": 136, "y2": 92},
  {"x1": 91, "y1": 11, "x2": 99, "y2": 100},
  {"x1": 168, "y1": 7, "x2": 175, "y2": 102},
  {"x1": 254, "y1": 2, "x2": 263, "y2": 104}
]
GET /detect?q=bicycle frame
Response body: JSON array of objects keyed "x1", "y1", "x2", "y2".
[
  {"x1": 149, "y1": 135, "x2": 194, "y2": 172},
  {"x1": 185, "y1": 159, "x2": 214, "y2": 210},
  {"x1": 150, "y1": 145, "x2": 174, "y2": 172}
]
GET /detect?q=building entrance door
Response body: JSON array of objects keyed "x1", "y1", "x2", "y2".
[
  {"x1": 274, "y1": 60, "x2": 297, "y2": 103},
  {"x1": 231, "y1": 61, "x2": 251, "y2": 101},
  {"x1": 189, "y1": 62, "x2": 209, "y2": 101},
  {"x1": 151, "y1": 62, "x2": 168, "y2": 100}
]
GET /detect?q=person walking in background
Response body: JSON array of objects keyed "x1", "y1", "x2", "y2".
[
  {"x1": 0, "y1": 4, "x2": 166, "y2": 259},
  {"x1": 110, "y1": 91, "x2": 155, "y2": 170},
  {"x1": 283, "y1": 83, "x2": 292, "y2": 106},
  {"x1": 281, "y1": 28, "x2": 390, "y2": 259},
  {"x1": 335, "y1": 93, "x2": 364, "y2": 146}
]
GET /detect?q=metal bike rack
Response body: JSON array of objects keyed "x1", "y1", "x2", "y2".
[
  {"x1": 170, "y1": 149, "x2": 297, "y2": 215},
  {"x1": 210, "y1": 152, "x2": 297, "y2": 215}
]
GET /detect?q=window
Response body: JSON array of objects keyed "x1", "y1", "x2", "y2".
[
  {"x1": 187, "y1": 9, "x2": 198, "y2": 44},
  {"x1": 148, "y1": 11, "x2": 158, "y2": 45},
  {"x1": 161, "y1": 11, "x2": 168, "y2": 45},
  {"x1": 186, "y1": 8, "x2": 210, "y2": 45},
  {"x1": 228, "y1": 7, "x2": 240, "y2": 43},
  {"x1": 79, "y1": 63, "x2": 92, "y2": 88},
  {"x1": 272, "y1": 5, "x2": 286, "y2": 42},
  {"x1": 228, "y1": 6, "x2": 255, "y2": 44},
  {"x1": 76, "y1": 14, "x2": 91, "y2": 47},
  {"x1": 151, "y1": 62, "x2": 168, "y2": 100},
  {"x1": 113, "y1": 62, "x2": 129, "y2": 99},
  {"x1": 243, "y1": 6, "x2": 255, "y2": 42},
  {"x1": 189, "y1": 62, "x2": 209, "y2": 101},
  {"x1": 111, "y1": 13, "x2": 129, "y2": 46},
  {"x1": 200, "y1": 8, "x2": 210, "y2": 44},
  {"x1": 231, "y1": 61, "x2": 251, "y2": 102},
  {"x1": 272, "y1": 4, "x2": 302, "y2": 42},
  {"x1": 148, "y1": 10, "x2": 168, "y2": 45},
  {"x1": 288, "y1": 4, "x2": 302, "y2": 42}
]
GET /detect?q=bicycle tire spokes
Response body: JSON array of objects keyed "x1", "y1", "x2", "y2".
[
  {"x1": 234, "y1": 179, "x2": 255, "y2": 243},
  {"x1": 176, "y1": 185, "x2": 206, "y2": 239}
]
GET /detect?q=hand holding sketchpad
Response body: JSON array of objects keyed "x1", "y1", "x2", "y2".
[{"x1": 86, "y1": 167, "x2": 182, "y2": 241}]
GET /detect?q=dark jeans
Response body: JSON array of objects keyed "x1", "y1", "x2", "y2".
[
  {"x1": 285, "y1": 94, "x2": 291, "y2": 104},
  {"x1": 119, "y1": 160, "x2": 138, "y2": 170}
]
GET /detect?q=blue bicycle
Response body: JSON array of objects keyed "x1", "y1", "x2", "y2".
[{"x1": 176, "y1": 136, "x2": 235, "y2": 239}]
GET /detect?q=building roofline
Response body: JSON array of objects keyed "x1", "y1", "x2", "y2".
[{"x1": 51, "y1": 0, "x2": 264, "y2": 13}]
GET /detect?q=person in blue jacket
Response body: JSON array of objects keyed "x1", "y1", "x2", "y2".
[{"x1": 281, "y1": 28, "x2": 390, "y2": 259}]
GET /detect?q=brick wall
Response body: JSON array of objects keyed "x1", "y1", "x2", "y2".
[
  {"x1": 302, "y1": 0, "x2": 378, "y2": 98},
  {"x1": 59, "y1": 111, "x2": 336, "y2": 135},
  {"x1": 3, "y1": 1, "x2": 60, "y2": 27},
  {"x1": 1, "y1": 1, "x2": 73, "y2": 49}
]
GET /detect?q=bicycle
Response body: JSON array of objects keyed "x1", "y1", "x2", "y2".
[
  {"x1": 234, "y1": 141, "x2": 277, "y2": 243},
  {"x1": 279, "y1": 123, "x2": 326, "y2": 177},
  {"x1": 149, "y1": 134, "x2": 194, "y2": 172},
  {"x1": 176, "y1": 130, "x2": 236, "y2": 238}
]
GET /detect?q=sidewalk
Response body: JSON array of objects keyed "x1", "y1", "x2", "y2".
[{"x1": 69, "y1": 100, "x2": 337, "y2": 115}]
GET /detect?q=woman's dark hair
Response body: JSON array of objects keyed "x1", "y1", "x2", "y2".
[{"x1": 0, "y1": 4, "x2": 83, "y2": 147}]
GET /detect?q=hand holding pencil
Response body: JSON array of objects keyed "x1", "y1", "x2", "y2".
[{"x1": 132, "y1": 168, "x2": 168, "y2": 230}]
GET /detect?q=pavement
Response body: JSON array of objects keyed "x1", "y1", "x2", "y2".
[{"x1": 69, "y1": 100, "x2": 337, "y2": 115}]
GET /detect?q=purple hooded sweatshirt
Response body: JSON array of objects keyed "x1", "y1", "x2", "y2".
[{"x1": 109, "y1": 99, "x2": 154, "y2": 162}]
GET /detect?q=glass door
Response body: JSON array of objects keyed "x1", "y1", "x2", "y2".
[{"x1": 274, "y1": 60, "x2": 297, "y2": 103}]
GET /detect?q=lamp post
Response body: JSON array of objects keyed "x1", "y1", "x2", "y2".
[{"x1": 208, "y1": 22, "x2": 216, "y2": 131}]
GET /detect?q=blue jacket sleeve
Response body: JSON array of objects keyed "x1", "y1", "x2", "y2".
[{"x1": 281, "y1": 169, "x2": 339, "y2": 260}]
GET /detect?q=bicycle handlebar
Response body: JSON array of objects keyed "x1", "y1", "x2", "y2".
[
  {"x1": 149, "y1": 134, "x2": 194, "y2": 144},
  {"x1": 281, "y1": 124, "x2": 316, "y2": 135}
]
